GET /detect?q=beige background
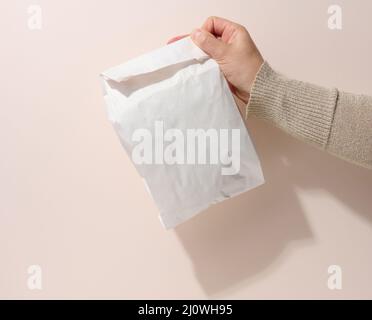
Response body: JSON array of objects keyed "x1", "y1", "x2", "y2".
[{"x1": 1, "y1": 0, "x2": 372, "y2": 299}]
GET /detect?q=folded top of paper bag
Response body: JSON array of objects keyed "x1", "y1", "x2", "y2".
[{"x1": 101, "y1": 37, "x2": 209, "y2": 83}]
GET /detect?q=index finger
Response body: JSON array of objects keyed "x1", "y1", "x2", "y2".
[{"x1": 202, "y1": 16, "x2": 239, "y2": 40}]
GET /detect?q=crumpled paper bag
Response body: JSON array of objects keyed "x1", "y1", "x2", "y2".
[{"x1": 100, "y1": 37, "x2": 264, "y2": 229}]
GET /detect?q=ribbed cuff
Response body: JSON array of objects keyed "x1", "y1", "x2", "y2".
[{"x1": 247, "y1": 61, "x2": 339, "y2": 148}]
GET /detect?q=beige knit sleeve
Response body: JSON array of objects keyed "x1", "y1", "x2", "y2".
[{"x1": 246, "y1": 61, "x2": 372, "y2": 170}]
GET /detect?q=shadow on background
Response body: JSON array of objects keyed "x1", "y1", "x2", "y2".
[{"x1": 174, "y1": 119, "x2": 372, "y2": 296}]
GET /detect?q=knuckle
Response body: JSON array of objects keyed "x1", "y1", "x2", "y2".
[{"x1": 236, "y1": 24, "x2": 247, "y2": 33}]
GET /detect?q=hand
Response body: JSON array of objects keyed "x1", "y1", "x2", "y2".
[{"x1": 168, "y1": 16, "x2": 264, "y2": 113}]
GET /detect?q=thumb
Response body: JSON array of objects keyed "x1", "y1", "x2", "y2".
[{"x1": 191, "y1": 29, "x2": 226, "y2": 60}]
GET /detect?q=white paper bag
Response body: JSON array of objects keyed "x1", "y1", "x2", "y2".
[{"x1": 100, "y1": 37, "x2": 264, "y2": 229}]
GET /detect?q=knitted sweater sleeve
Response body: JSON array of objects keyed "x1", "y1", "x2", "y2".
[{"x1": 246, "y1": 61, "x2": 372, "y2": 170}]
